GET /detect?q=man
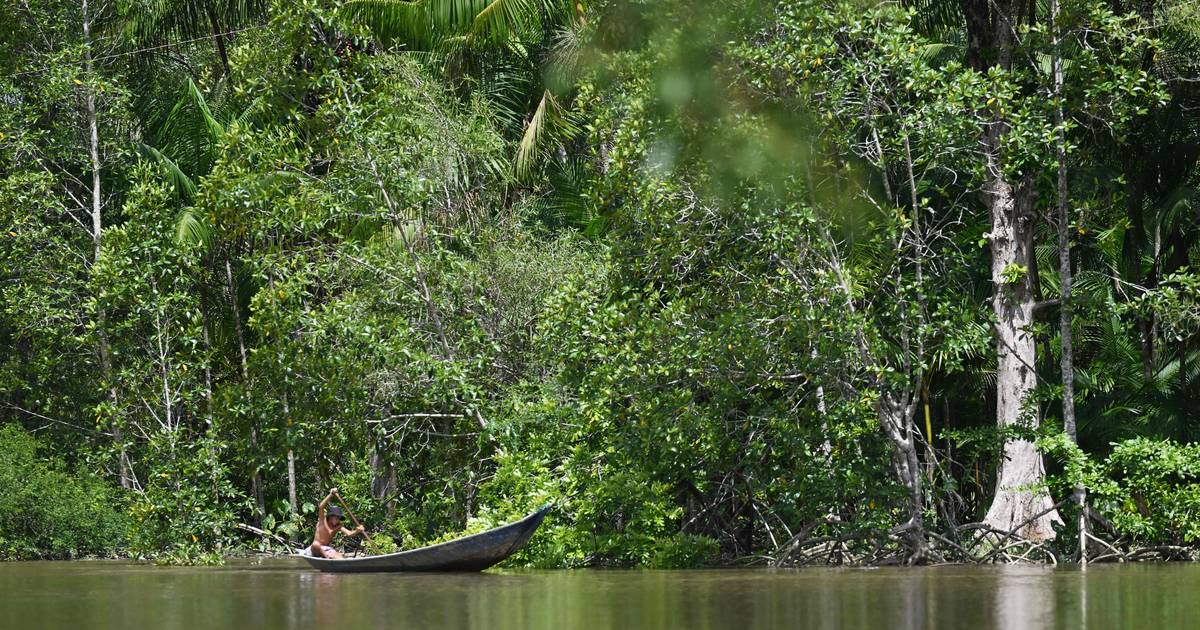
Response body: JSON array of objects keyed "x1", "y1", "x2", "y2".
[{"x1": 309, "y1": 487, "x2": 366, "y2": 559}]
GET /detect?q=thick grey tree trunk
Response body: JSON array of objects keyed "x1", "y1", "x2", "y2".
[
  {"x1": 961, "y1": 0, "x2": 1063, "y2": 542},
  {"x1": 982, "y1": 143, "x2": 1062, "y2": 540},
  {"x1": 287, "y1": 448, "x2": 297, "y2": 515}
]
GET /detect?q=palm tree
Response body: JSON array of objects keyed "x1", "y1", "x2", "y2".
[
  {"x1": 138, "y1": 77, "x2": 271, "y2": 520},
  {"x1": 339, "y1": 0, "x2": 585, "y2": 178},
  {"x1": 115, "y1": 0, "x2": 269, "y2": 75}
]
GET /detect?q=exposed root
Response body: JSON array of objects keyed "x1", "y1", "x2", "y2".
[{"x1": 767, "y1": 517, "x2": 1192, "y2": 567}]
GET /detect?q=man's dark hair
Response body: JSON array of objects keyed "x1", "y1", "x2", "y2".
[{"x1": 326, "y1": 506, "x2": 344, "y2": 519}]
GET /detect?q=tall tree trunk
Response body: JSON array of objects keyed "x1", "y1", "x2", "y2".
[
  {"x1": 264, "y1": 268, "x2": 297, "y2": 518},
  {"x1": 814, "y1": 348, "x2": 832, "y2": 460},
  {"x1": 368, "y1": 443, "x2": 396, "y2": 512},
  {"x1": 201, "y1": 312, "x2": 214, "y2": 421},
  {"x1": 1051, "y1": 0, "x2": 1088, "y2": 561},
  {"x1": 827, "y1": 194, "x2": 928, "y2": 559},
  {"x1": 151, "y1": 277, "x2": 175, "y2": 432},
  {"x1": 369, "y1": 420, "x2": 397, "y2": 519},
  {"x1": 878, "y1": 391, "x2": 926, "y2": 561},
  {"x1": 284, "y1": 393, "x2": 297, "y2": 517},
  {"x1": 983, "y1": 160, "x2": 1061, "y2": 540},
  {"x1": 226, "y1": 253, "x2": 264, "y2": 523},
  {"x1": 1147, "y1": 217, "x2": 1162, "y2": 380},
  {"x1": 83, "y1": 0, "x2": 131, "y2": 490},
  {"x1": 902, "y1": 134, "x2": 937, "y2": 485},
  {"x1": 287, "y1": 448, "x2": 297, "y2": 515},
  {"x1": 248, "y1": 427, "x2": 264, "y2": 523},
  {"x1": 963, "y1": 0, "x2": 1063, "y2": 541}
]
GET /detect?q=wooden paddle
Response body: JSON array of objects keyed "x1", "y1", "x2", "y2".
[{"x1": 331, "y1": 489, "x2": 372, "y2": 543}]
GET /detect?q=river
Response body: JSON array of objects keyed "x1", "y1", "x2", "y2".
[{"x1": 1, "y1": 560, "x2": 1194, "y2": 629}]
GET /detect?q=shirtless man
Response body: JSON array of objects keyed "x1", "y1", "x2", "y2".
[{"x1": 309, "y1": 487, "x2": 366, "y2": 559}]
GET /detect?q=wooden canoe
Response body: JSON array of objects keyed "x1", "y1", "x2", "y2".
[{"x1": 298, "y1": 505, "x2": 550, "y2": 573}]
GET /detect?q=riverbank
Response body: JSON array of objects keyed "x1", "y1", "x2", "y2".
[{"x1": 14, "y1": 534, "x2": 1196, "y2": 569}]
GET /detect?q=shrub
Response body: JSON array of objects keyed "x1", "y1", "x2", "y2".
[
  {"x1": 0, "y1": 425, "x2": 129, "y2": 559},
  {"x1": 1100, "y1": 438, "x2": 1200, "y2": 544},
  {"x1": 126, "y1": 433, "x2": 246, "y2": 559},
  {"x1": 647, "y1": 533, "x2": 720, "y2": 568},
  {"x1": 1043, "y1": 435, "x2": 1200, "y2": 545}
]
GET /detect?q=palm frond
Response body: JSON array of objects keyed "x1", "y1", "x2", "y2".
[
  {"x1": 471, "y1": 50, "x2": 538, "y2": 129},
  {"x1": 545, "y1": 24, "x2": 584, "y2": 90},
  {"x1": 113, "y1": 0, "x2": 268, "y2": 50},
  {"x1": 174, "y1": 207, "x2": 214, "y2": 251},
  {"x1": 917, "y1": 42, "x2": 962, "y2": 67},
  {"x1": 341, "y1": 0, "x2": 492, "y2": 49},
  {"x1": 137, "y1": 143, "x2": 198, "y2": 200},
  {"x1": 342, "y1": 0, "x2": 567, "y2": 49},
  {"x1": 1155, "y1": 184, "x2": 1196, "y2": 233},
  {"x1": 902, "y1": 0, "x2": 963, "y2": 40},
  {"x1": 514, "y1": 90, "x2": 552, "y2": 179},
  {"x1": 234, "y1": 96, "x2": 268, "y2": 128},
  {"x1": 514, "y1": 90, "x2": 579, "y2": 179},
  {"x1": 526, "y1": 157, "x2": 592, "y2": 230},
  {"x1": 469, "y1": 0, "x2": 540, "y2": 44},
  {"x1": 341, "y1": 0, "x2": 440, "y2": 49},
  {"x1": 1154, "y1": 2, "x2": 1200, "y2": 82},
  {"x1": 1092, "y1": 220, "x2": 1126, "y2": 270},
  {"x1": 160, "y1": 79, "x2": 226, "y2": 176}
]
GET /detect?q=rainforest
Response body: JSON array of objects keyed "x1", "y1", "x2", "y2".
[{"x1": 2, "y1": 0, "x2": 1199, "y2": 568}]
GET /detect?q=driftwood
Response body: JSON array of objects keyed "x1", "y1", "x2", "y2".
[{"x1": 236, "y1": 523, "x2": 293, "y2": 550}]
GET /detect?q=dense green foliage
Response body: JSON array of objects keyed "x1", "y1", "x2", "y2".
[
  {"x1": 0, "y1": 426, "x2": 128, "y2": 559},
  {"x1": 2, "y1": 0, "x2": 1199, "y2": 565},
  {"x1": 1044, "y1": 434, "x2": 1200, "y2": 546}
]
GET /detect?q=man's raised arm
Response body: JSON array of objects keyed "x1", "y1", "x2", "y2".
[{"x1": 318, "y1": 487, "x2": 337, "y2": 520}]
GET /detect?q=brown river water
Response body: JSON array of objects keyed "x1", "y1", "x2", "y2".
[{"x1": 1, "y1": 560, "x2": 1196, "y2": 629}]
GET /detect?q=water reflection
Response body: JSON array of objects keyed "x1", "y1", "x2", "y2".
[
  {"x1": 4, "y1": 560, "x2": 1199, "y2": 629},
  {"x1": 1078, "y1": 566, "x2": 1088, "y2": 630},
  {"x1": 993, "y1": 567, "x2": 1054, "y2": 630}
]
